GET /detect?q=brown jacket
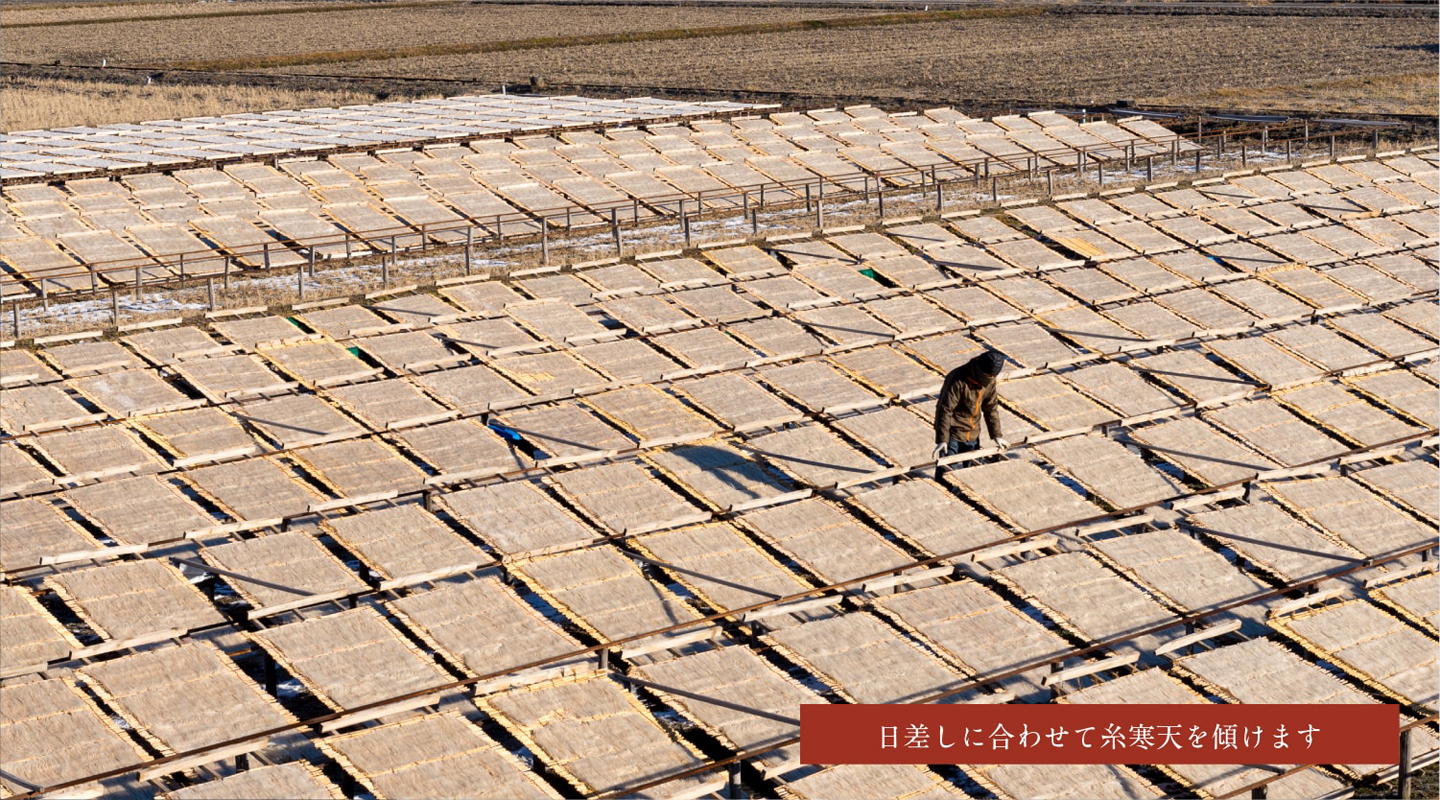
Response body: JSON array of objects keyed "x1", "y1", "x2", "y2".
[{"x1": 934, "y1": 364, "x2": 1002, "y2": 445}]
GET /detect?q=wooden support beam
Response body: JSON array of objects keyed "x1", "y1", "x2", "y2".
[
  {"x1": 136, "y1": 738, "x2": 269, "y2": 782},
  {"x1": 69, "y1": 628, "x2": 184, "y2": 661},
  {"x1": 1072, "y1": 513, "x2": 1154, "y2": 539},
  {"x1": 1167, "y1": 487, "x2": 1245, "y2": 511},
  {"x1": 1041, "y1": 651, "x2": 1139, "y2": 687},
  {"x1": 41, "y1": 543, "x2": 148, "y2": 566},
  {"x1": 860, "y1": 565, "x2": 955, "y2": 595},
  {"x1": 1362, "y1": 560, "x2": 1437, "y2": 590},
  {"x1": 1269, "y1": 587, "x2": 1346, "y2": 618},
  {"x1": 969, "y1": 535, "x2": 1059, "y2": 565},
  {"x1": 317, "y1": 691, "x2": 444, "y2": 733},
  {"x1": 1151, "y1": 618, "x2": 1243, "y2": 657}
]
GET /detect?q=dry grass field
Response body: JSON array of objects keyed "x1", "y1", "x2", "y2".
[
  {"x1": 0, "y1": 75, "x2": 418, "y2": 131},
  {"x1": 3, "y1": 4, "x2": 868, "y2": 67},
  {"x1": 1151, "y1": 72, "x2": 1440, "y2": 116},
  {"x1": 264, "y1": 14, "x2": 1434, "y2": 114}
]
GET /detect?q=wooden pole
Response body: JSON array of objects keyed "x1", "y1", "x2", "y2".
[
  {"x1": 385, "y1": 238, "x2": 394, "y2": 285},
  {"x1": 541, "y1": 217, "x2": 549, "y2": 267},
  {"x1": 816, "y1": 179, "x2": 824, "y2": 229},
  {"x1": 1399, "y1": 728, "x2": 1413, "y2": 799}
]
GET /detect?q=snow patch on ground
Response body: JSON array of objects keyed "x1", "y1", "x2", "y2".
[{"x1": 15, "y1": 293, "x2": 206, "y2": 332}]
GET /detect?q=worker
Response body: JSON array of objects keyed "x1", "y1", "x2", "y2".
[{"x1": 931, "y1": 349, "x2": 1009, "y2": 465}]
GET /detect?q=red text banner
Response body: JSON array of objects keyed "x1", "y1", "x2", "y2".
[{"x1": 800, "y1": 703, "x2": 1399, "y2": 764}]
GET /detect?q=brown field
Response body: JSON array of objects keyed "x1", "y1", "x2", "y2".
[
  {"x1": 1, "y1": 1, "x2": 349, "y2": 26},
  {"x1": 259, "y1": 14, "x2": 1435, "y2": 115},
  {"x1": 3, "y1": 4, "x2": 868, "y2": 67},
  {"x1": 0, "y1": 0, "x2": 454, "y2": 27},
  {"x1": 3, "y1": 3, "x2": 1433, "y2": 130},
  {"x1": 0, "y1": 75, "x2": 424, "y2": 131}
]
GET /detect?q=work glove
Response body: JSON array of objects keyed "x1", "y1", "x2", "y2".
[
  {"x1": 931, "y1": 444, "x2": 946, "y2": 460},
  {"x1": 993, "y1": 437, "x2": 1011, "y2": 450}
]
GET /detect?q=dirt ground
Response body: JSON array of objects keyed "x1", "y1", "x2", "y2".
[
  {"x1": 3, "y1": 4, "x2": 1433, "y2": 118},
  {"x1": 254, "y1": 13, "x2": 1435, "y2": 115},
  {"x1": 2, "y1": 4, "x2": 867, "y2": 67},
  {"x1": 0, "y1": 0, "x2": 338, "y2": 25}
]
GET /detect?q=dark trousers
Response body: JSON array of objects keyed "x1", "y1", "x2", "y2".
[{"x1": 945, "y1": 435, "x2": 981, "y2": 456}]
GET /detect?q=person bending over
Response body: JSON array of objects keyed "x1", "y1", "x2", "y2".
[{"x1": 931, "y1": 349, "x2": 1009, "y2": 462}]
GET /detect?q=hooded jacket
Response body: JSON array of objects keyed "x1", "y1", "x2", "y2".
[{"x1": 933, "y1": 357, "x2": 1002, "y2": 445}]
